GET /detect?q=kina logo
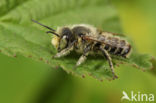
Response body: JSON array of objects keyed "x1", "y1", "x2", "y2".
[{"x1": 121, "y1": 91, "x2": 154, "y2": 102}]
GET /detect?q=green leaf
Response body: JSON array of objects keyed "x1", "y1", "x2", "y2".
[{"x1": 0, "y1": 0, "x2": 154, "y2": 81}]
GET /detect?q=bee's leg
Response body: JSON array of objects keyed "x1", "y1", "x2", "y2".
[
  {"x1": 100, "y1": 47, "x2": 118, "y2": 79},
  {"x1": 76, "y1": 54, "x2": 87, "y2": 67},
  {"x1": 75, "y1": 44, "x2": 91, "y2": 67},
  {"x1": 53, "y1": 40, "x2": 76, "y2": 58},
  {"x1": 53, "y1": 46, "x2": 73, "y2": 58}
]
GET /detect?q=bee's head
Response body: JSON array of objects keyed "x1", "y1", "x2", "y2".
[
  {"x1": 32, "y1": 19, "x2": 74, "y2": 52},
  {"x1": 52, "y1": 27, "x2": 75, "y2": 51}
]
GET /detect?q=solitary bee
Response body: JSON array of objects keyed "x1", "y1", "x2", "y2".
[{"x1": 32, "y1": 19, "x2": 132, "y2": 79}]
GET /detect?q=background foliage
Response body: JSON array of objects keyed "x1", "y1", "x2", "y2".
[{"x1": 0, "y1": 0, "x2": 156, "y2": 103}]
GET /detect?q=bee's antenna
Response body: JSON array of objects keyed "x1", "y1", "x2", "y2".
[
  {"x1": 32, "y1": 19, "x2": 55, "y2": 32},
  {"x1": 46, "y1": 31, "x2": 60, "y2": 37}
]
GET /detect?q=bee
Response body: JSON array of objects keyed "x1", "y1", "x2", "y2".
[{"x1": 32, "y1": 19, "x2": 132, "y2": 79}]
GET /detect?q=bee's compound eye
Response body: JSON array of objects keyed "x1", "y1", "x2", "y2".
[{"x1": 62, "y1": 28, "x2": 72, "y2": 36}]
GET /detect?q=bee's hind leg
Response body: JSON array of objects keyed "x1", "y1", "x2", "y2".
[
  {"x1": 75, "y1": 44, "x2": 92, "y2": 67},
  {"x1": 53, "y1": 40, "x2": 76, "y2": 58},
  {"x1": 100, "y1": 47, "x2": 118, "y2": 79}
]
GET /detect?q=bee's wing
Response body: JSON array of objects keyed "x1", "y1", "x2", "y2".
[
  {"x1": 82, "y1": 35, "x2": 105, "y2": 44},
  {"x1": 101, "y1": 31, "x2": 125, "y2": 37}
]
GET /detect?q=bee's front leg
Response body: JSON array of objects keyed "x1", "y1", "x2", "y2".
[
  {"x1": 53, "y1": 40, "x2": 76, "y2": 58},
  {"x1": 100, "y1": 47, "x2": 118, "y2": 79},
  {"x1": 53, "y1": 46, "x2": 73, "y2": 58}
]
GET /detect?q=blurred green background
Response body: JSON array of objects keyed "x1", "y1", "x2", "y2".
[{"x1": 0, "y1": 0, "x2": 156, "y2": 103}]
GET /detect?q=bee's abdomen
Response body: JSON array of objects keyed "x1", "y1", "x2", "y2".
[{"x1": 101, "y1": 36, "x2": 131, "y2": 57}]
